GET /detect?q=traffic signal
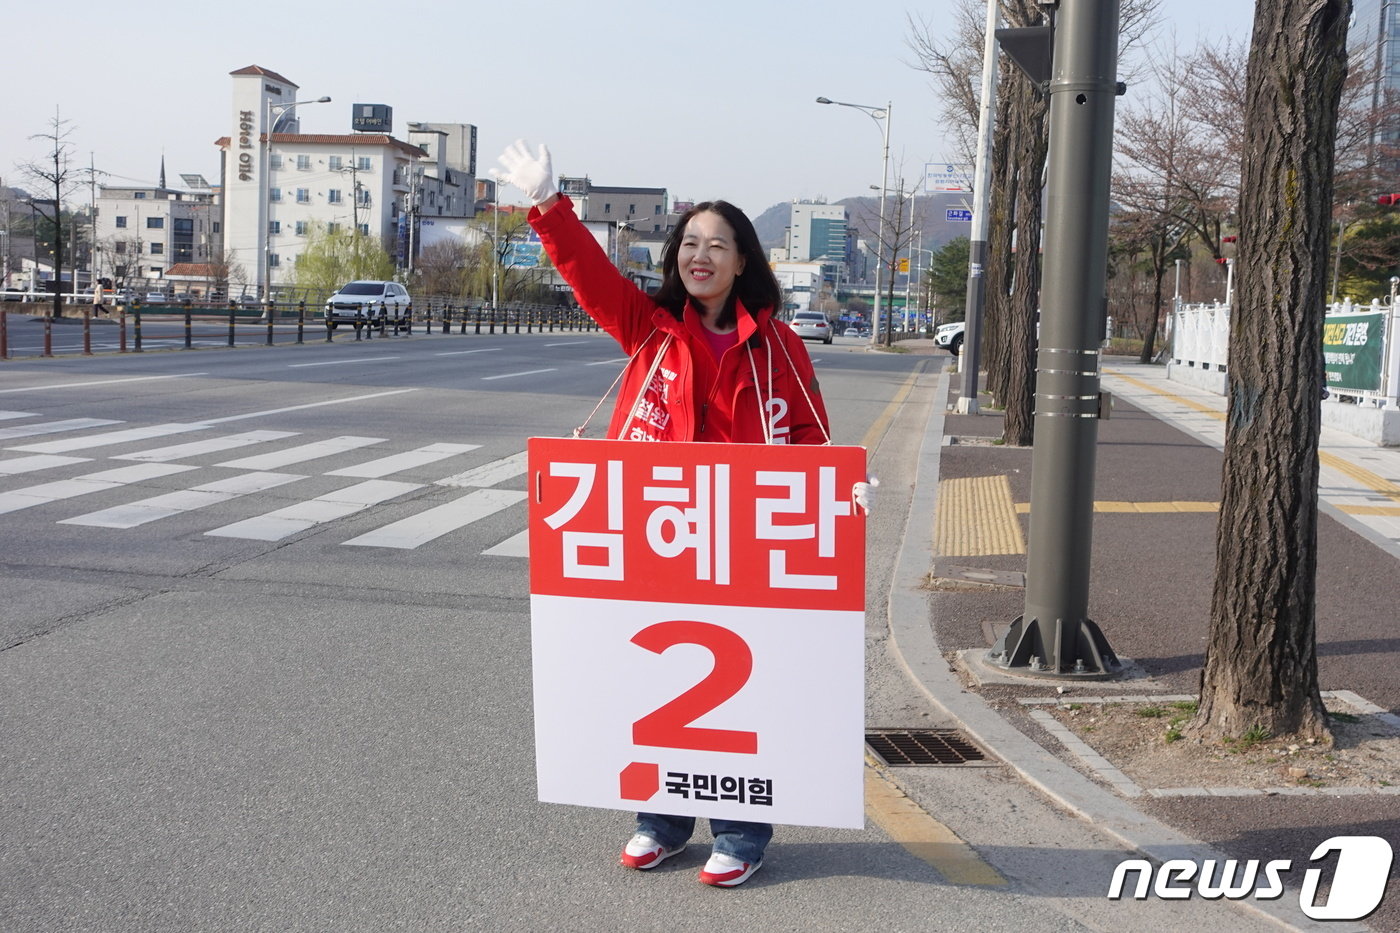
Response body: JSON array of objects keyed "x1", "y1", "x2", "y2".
[{"x1": 1377, "y1": 193, "x2": 1400, "y2": 206}]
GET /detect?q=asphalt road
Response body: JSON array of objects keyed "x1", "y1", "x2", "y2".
[{"x1": 0, "y1": 333, "x2": 1293, "y2": 932}]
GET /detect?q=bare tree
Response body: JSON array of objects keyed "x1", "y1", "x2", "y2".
[
  {"x1": 1191, "y1": 0, "x2": 1351, "y2": 745},
  {"x1": 19, "y1": 110, "x2": 80, "y2": 319},
  {"x1": 415, "y1": 239, "x2": 469, "y2": 298}
]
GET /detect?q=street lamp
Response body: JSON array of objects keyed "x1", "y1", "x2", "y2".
[
  {"x1": 261, "y1": 95, "x2": 331, "y2": 305},
  {"x1": 817, "y1": 96, "x2": 890, "y2": 348}
]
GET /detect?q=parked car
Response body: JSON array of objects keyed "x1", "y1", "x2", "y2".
[
  {"x1": 934, "y1": 321, "x2": 966, "y2": 355},
  {"x1": 2, "y1": 288, "x2": 26, "y2": 302},
  {"x1": 143, "y1": 291, "x2": 168, "y2": 305},
  {"x1": 789, "y1": 311, "x2": 833, "y2": 344},
  {"x1": 323, "y1": 280, "x2": 411, "y2": 329},
  {"x1": 843, "y1": 327, "x2": 860, "y2": 337}
]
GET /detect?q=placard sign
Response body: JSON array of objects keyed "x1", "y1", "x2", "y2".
[{"x1": 528, "y1": 437, "x2": 867, "y2": 829}]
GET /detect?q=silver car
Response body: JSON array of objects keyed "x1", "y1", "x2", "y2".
[{"x1": 790, "y1": 311, "x2": 833, "y2": 344}]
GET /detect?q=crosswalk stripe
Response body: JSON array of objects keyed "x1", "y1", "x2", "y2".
[
  {"x1": 12, "y1": 422, "x2": 210, "y2": 454},
  {"x1": 0, "y1": 463, "x2": 196, "y2": 515},
  {"x1": 326, "y1": 442, "x2": 480, "y2": 478},
  {"x1": 204, "y1": 479, "x2": 422, "y2": 541},
  {"x1": 0, "y1": 411, "x2": 38, "y2": 422},
  {"x1": 60, "y1": 472, "x2": 306, "y2": 528},
  {"x1": 0, "y1": 454, "x2": 92, "y2": 475},
  {"x1": 216, "y1": 436, "x2": 385, "y2": 470},
  {"x1": 113, "y1": 430, "x2": 300, "y2": 463},
  {"x1": 0, "y1": 418, "x2": 123, "y2": 442},
  {"x1": 342, "y1": 488, "x2": 526, "y2": 549},
  {"x1": 435, "y1": 451, "x2": 528, "y2": 488},
  {"x1": 482, "y1": 528, "x2": 528, "y2": 558}
]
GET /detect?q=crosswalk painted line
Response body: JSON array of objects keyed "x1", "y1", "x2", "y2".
[
  {"x1": 0, "y1": 463, "x2": 197, "y2": 515},
  {"x1": 216, "y1": 435, "x2": 385, "y2": 470},
  {"x1": 12, "y1": 422, "x2": 210, "y2": 455},
  {"x1": 60, "y1": 472, "x2": 306, "y2": 528},
  {"x1": 435, "y1": 451, "x2": 528, "y2": 489},
  {"x1": 113, "y1": 430, "x2": 301, "y2": 463},
  {"x1": 326, "y1": 442, "x2": 480, "y2": 478},
  {"x1": 0, "y1": 411, "x2": 38, "y2": 422},
  {"x1": 0, "y1": 454, "x2": 93, "y2": 475},
  {"x1": 0, "y1": 418, "x2": 123, "y2": 442},
  {"x1": 342, "y1": 487, "x2": 526, "y2": 549},
  {"x1": 204, "y1": 479, "x2": 422, "y2": 541},
  {"x1": 482, "y1": 528, "x2": 528, "y2": 557}
]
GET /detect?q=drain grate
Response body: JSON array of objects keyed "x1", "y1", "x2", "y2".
[{"x1": 866, "y1": 729, "x2": 988, "y2": 766}]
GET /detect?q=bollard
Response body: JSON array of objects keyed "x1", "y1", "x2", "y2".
[
  {"x1": 119, "y1": 304, "x2": 127, "y2": 353},
  {"x1": 133, "y1": 304, "x2": 144, "y2": 352},
  {"x1": 514, "y1": 307, "x2": 521, "y2": 334},
  {"x1": 405, "y1": 302, "x2": 413, "y2": 336},
  {"x1": 184, "y1": 299, "x2": 194, "y2": 349},
  {"x1": 474, "y1": 305, "x2": 481, "y2": 335},
  {"x1": 83, "y1": 306, "x2": 93, "y2": 356},
  {"x1": 297, "y1": 300, "x2": 305, "y2": 344},
  {"x1": 266, "y1": 304, "x2": 275, "y2": 346},
  {"x1": 356, "y1": 307, "x2": 365, "y2": 341},
  {"x1": 489, "y1": 306, "x2": 496, "y2": 335},
  {"x1": 444, "y1": 303, "x2": 452, "y2": 334},
  {"x1": 1, "y1": 308, "x2": 8, "y2": 360},
  {"x1": 228, "y1": 302, "x2": 237, "y2": 347},
  {"x1": 326, "y1": 305, "x2": 335, "y2": 342},
  {"x1": 43, "y1": 310, "x2": 53, "y2": 358}
]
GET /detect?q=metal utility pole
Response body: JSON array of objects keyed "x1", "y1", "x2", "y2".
[
  {"x1": 990, "y1": 0, "x2": 1121, "y2": 677},
  {"x1": 958, "y1": 0, "x2": 1001, "y2": 415}
]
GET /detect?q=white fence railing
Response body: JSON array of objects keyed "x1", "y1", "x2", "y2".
[{"x1": 1166, "y1": 298, "x2": 1400, "y2": 446}]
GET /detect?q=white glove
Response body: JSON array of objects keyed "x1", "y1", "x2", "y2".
[
  {"x1": 492, "y1": 139, "x2": 558, "y2": 205},
  {"x1": 854, "y1": 476, "x2": 879, "y2": 515}
]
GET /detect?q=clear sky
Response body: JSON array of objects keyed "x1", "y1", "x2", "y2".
[{"x1": 4, "y1": 0, "x2": 1256, "y2": 216}]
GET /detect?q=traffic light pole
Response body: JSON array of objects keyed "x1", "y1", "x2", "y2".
[
  {"x1": 957, "y1": 0, "x2": 1000, "y2": 415},
  {"x1": 990, "y1": 0, "x2": 1121, "y2": 677}
]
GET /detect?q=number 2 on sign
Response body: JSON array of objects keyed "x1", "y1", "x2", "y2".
[{"x1": 631, "y1": 620, "x2": 758, "y2": 755}]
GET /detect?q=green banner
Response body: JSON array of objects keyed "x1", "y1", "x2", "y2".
[{"x1": 1323, "y1": 312, "x2": 1386, "y2": 392}]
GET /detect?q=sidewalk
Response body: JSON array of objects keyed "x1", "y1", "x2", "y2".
[{"x1": 890, "y1": 352, "x2": 1400, "y2": 931}]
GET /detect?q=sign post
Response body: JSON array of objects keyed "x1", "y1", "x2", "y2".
[{"x1": 528, "y1": 437, "x2": 868, "y2": 829}]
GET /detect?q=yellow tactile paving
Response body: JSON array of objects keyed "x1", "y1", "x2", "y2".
[
  {"x1": 1104, "y1": 370, "x2": 1226, "y2": 420},
  {"x1": 1319, "y1": 452, "x2": 1400, "y2": 503},
  {"x1": 864, "y1": 765, "x2": 1008, "y2": 887},
  {"x1": 936, "y1": 475, "x2": 1026, "y2": 556},
  {"x1": 1337, "y1": 504, "x2": 1400, "y2": 516}
]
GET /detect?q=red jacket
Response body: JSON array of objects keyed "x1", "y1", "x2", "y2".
[{"x1": 530, "y1": 197, "x2": 831, "y2": 445}]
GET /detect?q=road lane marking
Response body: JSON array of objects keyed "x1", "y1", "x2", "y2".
[
  {"x1": 326, "y1": 442, "x2": 480, "y2": 478},
  {"x1": 204, "y1": 479, "x2": 422, "y2": 541},
  {"x1": 113, "y1": 430, "x2": 301, "y2": 462},
  {"x1": 0, "y1": 418, "x2": 123, "y2": 442},
  {"x1": 864, "y1": 765, "x2": 1007, "y2": 886},
  {"x1": 60, "y1": 472, "x2": 305, "y2": 528},
  {"x1": 587, "y1": 358, "x2": 629, "y2": 366},
  {"x1": 861, "y1": 365, "x2": 924, "y2": 450},
  {"x1": 0, "y1": 454, "x2": 92, "y2": 475},
  {"x1": 342, "y1": 488, "x2": 526, "y2": 549},
  {"x1": 482, "y1": 368, "x2": 557, "y2": 381},
  {"x1": 288, "y1": 356, "x2": 401, "y2": 368},
  {"x1": 482, "y1": 528, "x2": 528, "y2": 557},
  {"x1": 435, "y1": 348, "x2": 501, "y2": 356},
  {"x1": 12, "y1": 423, "x2": 210, "y2": 454},
  {"x1": 543, "y1": 341, "x2": 589, "y2": 347},
  {"x1": 0, "y1": 412, "x2": 37, "y2": 421},
  {"x1": 435, "y1": 452, "x2": 528, "y2": 488},
  {"x1": 199, "y1": 389, "x2": 418, "y2": 425},
  {"x1": 216, "y1": 436, "x2": 384, "y2": 470},
  {"x1": 0, "y1": 463, "x2": 197, "y2": 515},
  {"x1": 0, "y1": 374, "x2": 208, "y2": 395}
]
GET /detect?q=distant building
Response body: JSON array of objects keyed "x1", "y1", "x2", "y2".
[
  {"x1": 93, "y1": 177, "x2": 221, "y2": 290},
  {"x1": 785, "y1": 200, "x2": 848, "y2": 263},
  {"x1": 1351, "y1": 0, "x2": 1400, "y2": 170},
  {"x1": 558, "y1": 176, "x2": 672, "y2": 233}
]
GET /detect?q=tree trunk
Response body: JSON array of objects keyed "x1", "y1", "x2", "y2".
[
  {"x1": 983, "y1": 58, "x2": 1019, "y2": 407},
  {"x1": 1192, "y1": 0, "x2": 1350, "y2": 744},
  {"x1": 1003, "y1": 70, "x2": 1048, "y2": 446},
  {"x1": 1138, "y1": 258, "x2": 1163, "y2": 363}
]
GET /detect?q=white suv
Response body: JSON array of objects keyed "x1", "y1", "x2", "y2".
[
  {"x1": 934, "y1": 321, "x2": 966, "y2": 355},
  {"x1": 789, "y1": 311, "x2": 833, "y2": 344},
  {"x1": 323, "y1": 280, "x2": 411, "y2": 329}
]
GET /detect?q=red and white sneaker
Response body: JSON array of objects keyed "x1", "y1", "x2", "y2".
[
  {"x1": 698, "y1": 852, "x2": 762, "y2": 887},
  {"x1": 620, "y1": 833, "x2": 685, "y2": 870}
]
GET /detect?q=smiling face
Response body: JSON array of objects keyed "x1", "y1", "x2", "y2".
[{"x1": 678, "y1": 210, "x2": 746, "y2": 316}]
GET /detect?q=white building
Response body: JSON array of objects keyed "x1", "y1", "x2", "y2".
[
  {"x1": 93, "y1": 173, "x2": 221, "y2": 291},
  {"x1": 217, "y1": 66, "x2": 478, "y2": 297},
  {"x1": 772, "y1": 261, "x2": 825, "y2": 317},
  {"x1": 785, "y1": 200, "x2": 848, "y2": 263}
]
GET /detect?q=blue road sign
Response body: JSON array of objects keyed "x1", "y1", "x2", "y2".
[{"x1": 946, "y1": 208, "x2": 973, "y2": 222}]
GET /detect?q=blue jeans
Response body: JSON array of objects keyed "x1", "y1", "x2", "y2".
[{"x1": 635, "y1": 812, "x2": 772, "y2": 863}]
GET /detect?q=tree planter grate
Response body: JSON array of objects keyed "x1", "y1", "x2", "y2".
[{"x1": 866, "y1": 729, "x2": 988, "y2": 766}]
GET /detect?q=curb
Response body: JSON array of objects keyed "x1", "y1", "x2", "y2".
[{"x1": 883, "y1": 369, "x2": 1365, "y2": 933}]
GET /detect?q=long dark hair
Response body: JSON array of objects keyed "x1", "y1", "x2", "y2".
[{"x1": 652, "y1": 200, "x2": 782, "y2": 329}]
